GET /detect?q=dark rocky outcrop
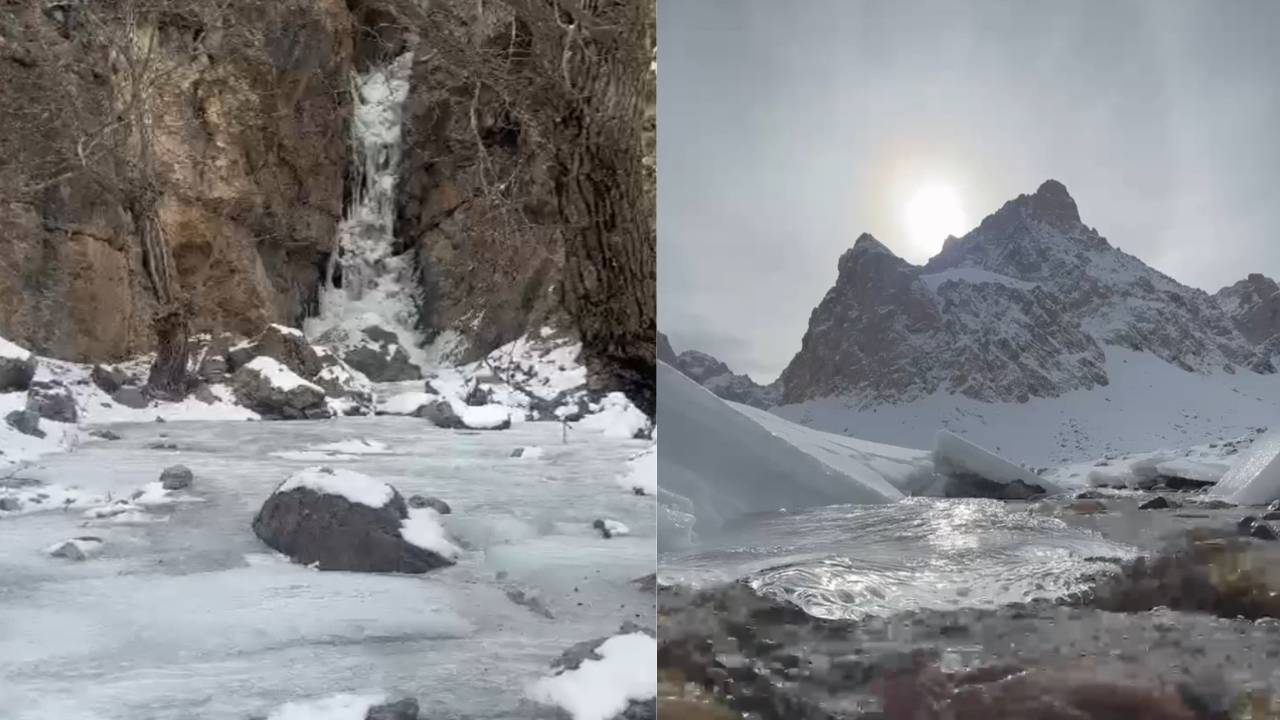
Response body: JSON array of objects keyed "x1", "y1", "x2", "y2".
[
  {"x1": 25, "y1": 381, "x2": 77, "y2": 423},
  {"x1": 0, "y1": 349, "x2": 37, "y2": 392},
  {"x1": 364, "y1": 698, "x2": 420, "y2": 720},
  {"x1": 252, "y1": 473, "x2": 454, "y2": 573},
  {"x1": 111, "y1": 386, "x2": 150, "y2": 409},
  {"x1": 341, "y1": 342, "x2": 421, "y2": 382},
  {"x1": 942, "y1": 473, "x2": 1046, "y2": 500},
  {"x1": 90, "y1": 364, "x2": 130, "y2": 394},
  {"x1": 227, "y1": 325, "x2": 324, "y2": 380},
  {"x1": 407, "y1": 495, "x2": 451, "y2": 514},
  {"x1": 231, "y1": 360, "x2": 329, "y2": 420}
]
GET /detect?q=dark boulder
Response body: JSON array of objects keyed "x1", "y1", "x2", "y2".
[
  {"x1": 252, "y1": 469, "x2": 454, "y2": 573},
  {"x1": 90, "y1": 364, "x2": 130, "y2": 394},
  {"x1": 421, "y1": 400, "x2": 467, "y2": 429},
  {"x1": 342, "y1": 342, "x2": 422, "y2": 382},
  {"x1": 5, "y1": 409, "x2": 44, "y2": 438},
  {"x1": 1139, "y1": 496, "x2": 1174, "y2": 510},
  {"x1": 160, "y1": 464, "x2": 194, "y2": 490},
  {"x1": 26, "y1": 381, "x2": 77, "y2": 423},
  {"x1": 943, "y1": 473, "x2": 1047, "y2": 500},
  {"x1": 365, "y1": 698, "x2": 419, "y2": 720},
  {"x1": 0, "y1": 345, "x2": 36, "y2": 392},
  {"x1": 227, "y1": 324, "x2": 324, "y2": 380},
  {"x1": 111, "y1": 386, "x2": 150, "y2": 409}
]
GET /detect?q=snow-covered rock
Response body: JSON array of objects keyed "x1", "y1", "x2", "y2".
[
  {"x1": 0, "y1": 336, "x2": 37, "y2": 391},
  {"x1": 420, "y1": 398, "x2": 510, "y2": 430},
  {"x1": 46, "y1": 536, "x2": 105, "y2": 561},
  {"x1": 233, "y1": 357, "x2": 330, "y2": 420},
  {"x1": 227, "y1": 324, "x2": 325, "y2": 380},
  {"x1": 339, "y1": 328, "x2": 422, "y2": 382},
  {"x1": 253, "y1": 466, "x2": 457, "y2": 573},
  {"x1": 376, "y1": 390, "x2": 436, "y2": 416},
  {"x1": 577, "y1": 392, "x2": 650, "y2": 439},
  {"x1": 1209, "y1": 430, "x2": 1280, "y2": 506},
  {"x1": 658, "y1": 361, "x2": 910, "y2": 536},
  {"x1": 26, "y1": 380, "x2": 78, "y2": 423},
  {"x1": 528, "y1": 629, "x2": 656, "y2": 720}
]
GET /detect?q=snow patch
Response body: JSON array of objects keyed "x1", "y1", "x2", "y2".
[
  {"x1": 528, "y1": 632, "x2": 656, "y2": 720},
  {"x1": 377, "y1": 391, "x2": 436, "y2": 415},
  {"x1": 617, "y1": 446, "x2": 656, "y2": 495},
  {"x1": 399, "y1": 508, "x2": 462, "y2": 560},
  {"x1": 265, "y1": 693, "x2": 387, "y2": 720},
  {"x1": 277, "y1": 467, "x2": 395, "y2": 508},
  {"x1": 245, "y1": 357, "x2": 322, "y2": 393},
  {"x1": 0, "y1": 335, "x2": 32, "y2": 360},
  {"x1": 577, "y1": 393, "x2": 649, "y2": 439}
]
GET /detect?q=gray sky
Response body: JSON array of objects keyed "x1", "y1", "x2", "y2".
[{"x1": 658, "y1": 0, "x2": 1280, "y2": 382}]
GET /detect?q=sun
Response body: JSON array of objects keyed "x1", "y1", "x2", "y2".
[{"x1": 902, "y1": 183, "x2": 968, "y2": 259}]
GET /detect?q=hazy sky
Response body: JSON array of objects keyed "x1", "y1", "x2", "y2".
[{"x1": 658, "y1": 0, "x2": 1280, "y2": 381}]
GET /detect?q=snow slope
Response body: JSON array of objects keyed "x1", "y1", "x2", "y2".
[{"x1": 775, "y1": 347, "x2": 1280, "y2": 467}]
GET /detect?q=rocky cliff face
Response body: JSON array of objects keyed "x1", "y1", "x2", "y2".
[
  {"x1": 657, "y1": 333, "x2": 779, "y2": 409},
  {"x1": 780, "y1": 180, "x2": 1274, "y2": 406},
  {"x1": 0, "y1": 0, "x2": 655, "y2": 411},
  {"x1": 0, "y1": 0, "x2": 352, "y2": 362},
  {"x1": 1215, "y1": 273, "x2": 1280, "y2": 347}
]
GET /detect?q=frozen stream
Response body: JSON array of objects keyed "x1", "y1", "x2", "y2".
[{"x1": 0, "y1": 417, "x2": 654, "y2": 719}]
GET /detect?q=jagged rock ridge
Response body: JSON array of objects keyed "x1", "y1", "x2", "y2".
[
  {"x1": 780, "y1": 180, "x2": 1276, "y2": 406},
  {"x1": 657, "y1": 332, "x2": 779, "y2": 409}
]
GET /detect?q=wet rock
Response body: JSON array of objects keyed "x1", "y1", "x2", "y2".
[
  {"x1": 1160, "y1": 475, "x2": 1217, "y2": 492},
  {"x1": 1075, "y1": 489, "x2": 1106, "y2": 499},
  {"x1": 632, "y1": 573, "x2": 657, "y2": 593},
  {"x1": 0, "y1": 497, "x2": 22, "y2": 512},
  {"x1": 89, "y1": 429, "x2": 121, "y2": 440},
  {"x1": 407, "y1": 494, "x2": 451, "y2": 514},
  {"x1": 364, "y1": 697, "x2": 419, "y2": 720},
  {"x1": 1237, "y1": 515, "x2": 1259, "y2": 534},
  {"x1": 90, "y1": 364, "x2": 130, "y2": 394},
  {"x1": 1139, "y1": 496, "x2": 1175, "y2": 510},
  {"x1": 160, "y1": 464, "x2": 194, "y2": 490},
  {"x1": 5, "y1": 409, "x2": 44, "y2": 438},
  {"x1": 593, "y1": 518, "x2": 613, "y2": 539},
  {"x1": 111, "y1": 386, "x2": 149, "y2": 409},
  {"x1": 464, "y1": 383, "x2": 492, "y2": 407},
  {"x1": 1250, "y1": 522, "x2": 1278, "y2": 541},
  {"x1": 1069, "y1": 499, "x2": 1107, "y2": 514},
  {"x1": 510, "y1": 447, "x2": 525, "y2": 457},
  {"x1": 26, "y1": 381, "x2": 77, "y2": 423},
  {"x1": 944, "y1": 473, "x2": 1047, "y2": 500},
  {"x1": 0, "y1": 349, "x2": 36, "y2": 392},
  {"x1": 252, "y1": 472, "x2": 453, "y2": 573}
]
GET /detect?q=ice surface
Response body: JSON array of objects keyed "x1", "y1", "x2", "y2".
[
  {"x1": 1210, "y1": 430, "x2": 1280, "y2": 505},
  {"x1": 400, "y1": 507, "x2": 461, "y2": 559},
  {"x1": 376, "y1": 390, "x2": 435, "y2": 415},
  {"x1": 0, "y1": 417, "x2": 653, "y2": 718},
  {"x1": 244, "y1": 356, "x2": 321, "y2": 393},
  {"x1": 527, "y1": 632, "x2": 657, "y2": 720},
  {"x1": 658, "y1": 362, "x2": 905, "y2": 536},
  {"x1": 933, "y1": 430, "x2": 1064, "y2": 494},
  {"x1": 277, "y1": 466, "x2": 395, "y2": 508},
  {"x1": 312, "y1": 438, "x2": 392, "y2": 455},
  {"x1": 577, "y1": 392, "x2": 650, "y2": 439}
]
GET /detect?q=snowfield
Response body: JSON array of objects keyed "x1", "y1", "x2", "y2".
[{"x1": 774, "y1": 347, "x2": 1280, "y2": 468}]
